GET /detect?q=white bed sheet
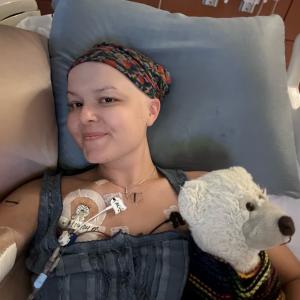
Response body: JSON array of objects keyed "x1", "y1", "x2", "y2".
[{"x1": 16, "y1": 14, "x2": 52, "y2": 38}]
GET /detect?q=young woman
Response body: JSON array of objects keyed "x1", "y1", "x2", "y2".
[{"x1": 0, "y1": 43, "x2": 299, "y2": 299}]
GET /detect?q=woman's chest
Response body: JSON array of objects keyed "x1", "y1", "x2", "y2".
[{"x1": 59, "y1": 177, "x2": 182, "y2": 241}]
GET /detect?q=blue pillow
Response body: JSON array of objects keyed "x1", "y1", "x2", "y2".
[{"x1": 50, "y1": 0, "x2": 300, "y2": 197}]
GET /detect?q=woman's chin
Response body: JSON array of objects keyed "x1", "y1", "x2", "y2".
[{"x1": 83, "y1": 149, "x2": 108, "y2": 164}]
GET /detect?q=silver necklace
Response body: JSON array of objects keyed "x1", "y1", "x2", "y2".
[{"x1": 96, "y1": 166, "x2": 157, "y2": 201}]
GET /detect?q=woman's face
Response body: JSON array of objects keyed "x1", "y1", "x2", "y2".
[{"x1": 67, "y1": 62, "x2": 160, "y2": 164}]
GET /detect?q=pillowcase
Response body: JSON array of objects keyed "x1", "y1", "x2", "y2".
[
  {"x1": 292, "y1": 111, "x2": 300, "y2": 166},
  {"x1": 50, "y1": 0, "x2": 300, "y2": 197},
  {"x1": 0, "y1": 25, "x2": 57, "y2": 199}
]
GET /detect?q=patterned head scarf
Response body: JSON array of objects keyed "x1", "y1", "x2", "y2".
[{"x1": 69, "y1": 42, "x2": 171, "y2": 100}]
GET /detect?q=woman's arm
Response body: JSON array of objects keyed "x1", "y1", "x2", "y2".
[
  {"x1": 0, "y1": 179, "x2": 41, "y2": 282},
  {"x1": 267, "y1": 245, "x2": 300, "y2": 299}
]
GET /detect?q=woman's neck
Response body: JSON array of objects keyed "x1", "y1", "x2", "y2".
[{"x1": 95, "y1": 142, "x2": 158, "y2": 188}]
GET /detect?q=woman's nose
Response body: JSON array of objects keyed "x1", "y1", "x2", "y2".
[{"x1": 80, "y1": 105, "x2": 98, "y2": 123}]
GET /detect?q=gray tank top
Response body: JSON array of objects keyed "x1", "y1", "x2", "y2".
[{"x1": 26, "y1": 167, "x2": 189, "y2": 300}]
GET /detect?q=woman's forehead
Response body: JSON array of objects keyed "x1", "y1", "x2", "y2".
[
  {"x1": 69, "y1": 62, "x2": 125, "y2": 80},
  {"x1": 68, "y1": 63, "x2": 150, "y2": 102},
  {"x1": 68, "y1": 62, "x2": 136, "y2": 90}
]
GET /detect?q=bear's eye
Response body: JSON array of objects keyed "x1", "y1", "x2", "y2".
[{"x1": 246, "y1": 202, "x2": 255, "y2": 212}]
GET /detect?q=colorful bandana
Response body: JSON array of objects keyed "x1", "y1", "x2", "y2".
[{"x1": 70, "y1": 42, "x2": 171, "y2": 100}]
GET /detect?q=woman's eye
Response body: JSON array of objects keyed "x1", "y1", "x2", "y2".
[
  {"x1": 100, "y1": 97, "x2": 116, "y2": 104},
  {"x1": 67, "y1": 102, "x2": 83, "y2": 111},
  {"x1": 246, "y1": 202, "x2": 255, "y2": 212}
]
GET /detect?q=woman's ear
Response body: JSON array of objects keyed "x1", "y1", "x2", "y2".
[{"x1": 147, "y1": 98, "x2": 161, "y2": 127}]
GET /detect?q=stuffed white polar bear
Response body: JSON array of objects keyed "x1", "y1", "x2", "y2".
[{"x1": 178, "y1": 166, "x2": 295, "y2": 299}]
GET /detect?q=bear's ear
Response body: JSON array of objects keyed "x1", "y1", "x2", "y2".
[
  {"x1": 229, "y1": 166, "x2": 253, "y2": 181},
  {"x1": 178, "y1": 178, "x2": 208, "y2": 224}
]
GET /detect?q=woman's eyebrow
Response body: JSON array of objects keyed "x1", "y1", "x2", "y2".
[
  {"x1": 94, "y1": 86, "x2": 117, "y2": 93},
  {"x1": 67, "y1": 90, "x2": 77, "y2": 96}
]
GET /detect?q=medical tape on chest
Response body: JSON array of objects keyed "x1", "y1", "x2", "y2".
[
  {"x1": 163, "y1": 205, "x2": 179, "y2": 218},
  {"x1": 102, "y1": 192, "x2": 123, "y2": 205},
  {"x1": 68, "y1": 219, "x2": 101, "y2": 233}
]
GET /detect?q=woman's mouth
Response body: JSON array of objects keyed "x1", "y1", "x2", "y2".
[{"x1": 83, "y1": 132, "x2": 108, "y2": 141}]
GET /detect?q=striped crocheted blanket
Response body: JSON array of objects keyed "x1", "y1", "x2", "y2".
[{"x1": 182, "y1": 239, "x2": 285, "y2": 300}]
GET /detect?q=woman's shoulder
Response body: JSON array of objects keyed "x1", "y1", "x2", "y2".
[
  {"x1": 2, "y1": 169, "x2": 94, "y2": 202},
  {"x1": 0, "y1": 178, "x2": 42, "y2": 247},
  {"x1": 2, "y1": 177, "x2": 43, "y2": 203},
  {"x1": 184, "y1": 170, "x2": 208, "y2": 180}
]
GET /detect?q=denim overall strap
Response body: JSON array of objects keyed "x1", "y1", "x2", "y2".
[
  {"x1": 156, "y1": 166, "x2": 188, "y2": 194},
  {"x1": 26, "y1": 170, "x2": 62, "y2": 274}
]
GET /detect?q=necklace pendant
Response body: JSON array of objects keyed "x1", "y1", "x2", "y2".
[
  {"x1": 130, "y1": 192, "x2": 143, "y2": 203},
  {"x1": 123, "y1": 187, "x2": 130, "y2": 199}
]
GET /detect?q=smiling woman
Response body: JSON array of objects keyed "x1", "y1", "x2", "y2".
[
  {"x1": 66, "y1": 61, "x2": 160, "y2": 165},
  {"x1": 65, "y1": 42, "x2": 168, "y2": 167},
  {"x1": 21, "y1": 42, "x2": 197, "y2": 300}
]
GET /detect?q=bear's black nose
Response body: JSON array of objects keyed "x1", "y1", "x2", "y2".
[{"x1": 278, "y1": 216, "x2": 295, "y2": 236}]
